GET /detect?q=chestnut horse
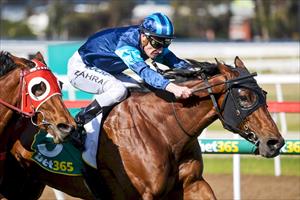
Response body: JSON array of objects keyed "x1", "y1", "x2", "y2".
[
  {"x1": 0, "y1": 52, "x2": 76, "y2": 200},
  {"x1": 4, "y1": 57, "x2": 284, "y2": 200}
]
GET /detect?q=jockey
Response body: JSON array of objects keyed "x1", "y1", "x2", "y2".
[
  {"x1": 67, "y1": 13, "x2": 193, "y2": 199},
  {"x1": 68, "y1": 12, "x2": 193, "y2": 125}
]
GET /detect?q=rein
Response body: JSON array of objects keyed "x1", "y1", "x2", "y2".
[
  {"x1": 0, "y1": 98, "x2": 34, "y2": 117},
  {"x1": 171, "y1": 102, "x2": 194, "y2": 138},
  {"x1": 170, "y1": 74, "x2": 226, "y2": 139},
  {"x1": 191, "y1": 77, "x2": 226, "y2": 93},
  {"x1": 170, "y1": 74, "x2": 227, "y2": 138}
]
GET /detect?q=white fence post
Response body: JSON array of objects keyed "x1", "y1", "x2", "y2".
[
  {"x1": 274, "y1": 83, "x2": 288, "y2": 176},
  {"x1": 233, "y1": 134, "x2": 241, "y2": 200}
]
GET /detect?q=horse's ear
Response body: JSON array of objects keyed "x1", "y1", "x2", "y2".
[
  {"x1": 0, "y1": 51, "x2": 12, "y2": 65},
  {"x1": 186, "y1": 59, "x2": 199, "y2": 67},
  {"x1": 34, "y1": 52, "x2": 46, "y2": 64},
  {"x1": 234, "y1": 56, "x2": 245, "y2": 68},
  {"x1": 215, "y1": 58, "x2": 232, "y2": 76},
  {"x1": 58, "y1": 80, "x2": 64, "y2": 90}
]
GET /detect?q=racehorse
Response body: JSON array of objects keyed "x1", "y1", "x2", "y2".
[
  {"x1": 3, "y1": 57, "x2": 284, "y2": 200},
  {"x1": 0, "y1": 51, "x2": 76, "y2": 200}
]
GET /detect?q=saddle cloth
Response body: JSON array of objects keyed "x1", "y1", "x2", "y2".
[{"x1": 31, "y1": 131, "x2": 83, "y2": 176}]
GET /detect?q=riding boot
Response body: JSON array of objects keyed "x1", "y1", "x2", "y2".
[
  {"x1": 82, "y1": 163, "x2": 108, "y2": 200},
  {"x1": 76, "y1": 100, "x2": 102, "y2": 125}
]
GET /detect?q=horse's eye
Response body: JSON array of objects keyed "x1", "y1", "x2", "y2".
[
  {"x1": 239, "y1": 95, "x2": 248, "y2": 101},
  {"x1": 31, "y1": 81, "x2": 46, "y2": 97},
  {"x1": 237, "y1": 88, "x2": 258, "y2": 109},
  {"x1": 262, "y1": 90, "x2": 268, "y2": 99},
  {"x1": 58, "y1": 80, "x2": 63, "y2": 90},
  {"x1": 28, "y1": 77, "x2": 51, "y2": 101}
]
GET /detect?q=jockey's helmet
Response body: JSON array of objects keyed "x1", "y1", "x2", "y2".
[{"x1": 140, "y1": 13, "x2": 175, "y2": 39}]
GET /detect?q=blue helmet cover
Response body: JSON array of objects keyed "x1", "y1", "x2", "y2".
[{"x1": 141, "y1": 13, "x2": 175, "y2": 38}]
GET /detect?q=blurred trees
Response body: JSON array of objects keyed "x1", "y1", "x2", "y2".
[
  {"x1": 46, "y1": 0, "x2": 72, "y2": 40},
  {"x1": 0, "y1": 19, "x2": 36, "y2": 39},
  {"x1": 0, "y1": 0, "x2": 36, "y2": 39},
  {"x1": 45, "y1": 0, "x2": 135, "y2": 40},
  {"x1": 0, "y1": 0, "x2": 299, "y2": 41},
  {"x1": 172, "y1": 0, "x2": 232, "y2": 39},
  {"x1": 254, "y1": 0, "x2": 299, "y2": 40},
  {"x1": 108, "y1": 0, "x2": 135, "y2": 27}
]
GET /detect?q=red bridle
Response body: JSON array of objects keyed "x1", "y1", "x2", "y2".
[{"x1": 0, "y1": 59, "x2": 62, "y2": 117}]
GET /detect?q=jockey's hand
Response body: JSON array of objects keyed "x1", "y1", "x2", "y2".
[{"x1": 166, "y1": 82, "x2": 193, "y2": 99}]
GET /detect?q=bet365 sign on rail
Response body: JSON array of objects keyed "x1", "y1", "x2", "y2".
[{"x1": 198, "y1": 139, "x2": 300, "y2": 154}]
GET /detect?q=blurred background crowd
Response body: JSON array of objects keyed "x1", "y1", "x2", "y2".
[{"x1": 1, "y1": 0, "x2": 299, "y2": 41}]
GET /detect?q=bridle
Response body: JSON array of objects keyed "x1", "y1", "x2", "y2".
[
  {"x1": 0, "y1": 59, "x2": 62, "y2": 127},
  {"x1": 171, "y1": 70, "x2": 266, "y2": 147},
  {"x1": 0, "y1": 69, "x2": 33, "y2": 116}
]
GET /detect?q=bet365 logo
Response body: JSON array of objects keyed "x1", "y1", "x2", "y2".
[
  {"x1": 200, "y1": 141, "x2": 239, "y2": 153},
  {"x1": 281, "y1": 141, "x2": 300, "y2": 153}
]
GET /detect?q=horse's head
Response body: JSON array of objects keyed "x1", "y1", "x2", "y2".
[
  {"x1": 215, "y1": 57, "x2": 284, "y2": 157},
  {"x1": 0, "y1": 52, "x2": 76, "y2": 143}
]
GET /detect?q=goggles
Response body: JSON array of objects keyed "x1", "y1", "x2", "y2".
[{"x1": 146, "y1": 35, "x2": 172, "y2": 49}]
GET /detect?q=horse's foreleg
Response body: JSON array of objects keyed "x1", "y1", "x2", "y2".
[
  {"x1": 183, "y1": 178, "x2": 216, "y2": 200},
  {"x1": 179, "y1": 160, "x2": 216, "y2": 200}
]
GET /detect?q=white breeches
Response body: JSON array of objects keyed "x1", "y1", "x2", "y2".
[{"x1": 68, "y1": 51, "x2": 139, "y2": 107}]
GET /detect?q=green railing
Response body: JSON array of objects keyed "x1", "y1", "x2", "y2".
[{"x1": 198, "y1": 139, "x2": 300, "y2": 155}]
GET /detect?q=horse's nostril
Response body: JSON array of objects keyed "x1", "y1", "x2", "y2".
[
  {"x1": 57, "y1": 123, "x2": 73, "y2": 133},
  {"x1": 267, "y1": 139, "x2": 281, "y2": 149}
]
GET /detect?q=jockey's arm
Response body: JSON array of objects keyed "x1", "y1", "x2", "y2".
[
  {"x1": 165, "y1": 82, "x2": 192, "y2": 99},
  {"x1": 115, "y1": 46, "x2": 170, "y2": 90},
  {"x1": 115, "y1": 46, "x2": 192, "y2": 99}
]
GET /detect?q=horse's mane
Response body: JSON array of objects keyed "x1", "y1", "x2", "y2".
[
  {"x1": 0, "y1": 51, "x2": 17, "y2": 77},
  {"x1": 187, "y1": 59, "x2": 220, "y2": 77},
  {"x1": 158, "y1": 59, "x2": 220, "y2": 83}
]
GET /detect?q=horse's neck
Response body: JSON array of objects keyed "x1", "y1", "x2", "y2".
[
  {"x1": 0, "y1": 68, "x2": 22, "y2": 135},
  {"x1": 106, "y1": 91, "x2": 216, "y2": 148},
  {"x1": 175, "y1": 75, "x2": 225, "y2": 135},
  {"x1": 159, "y1": 78, "x2": 224, "y2": 158},
  {"x1": 151, "y1": 76, "x2": 225, "y2": 150},
  {"x1": 172, "y1": 97, "x2": 217, "y2": 138},
  {"x1": 0, "y1": 68, "x2": 21, "y2": 103}
]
